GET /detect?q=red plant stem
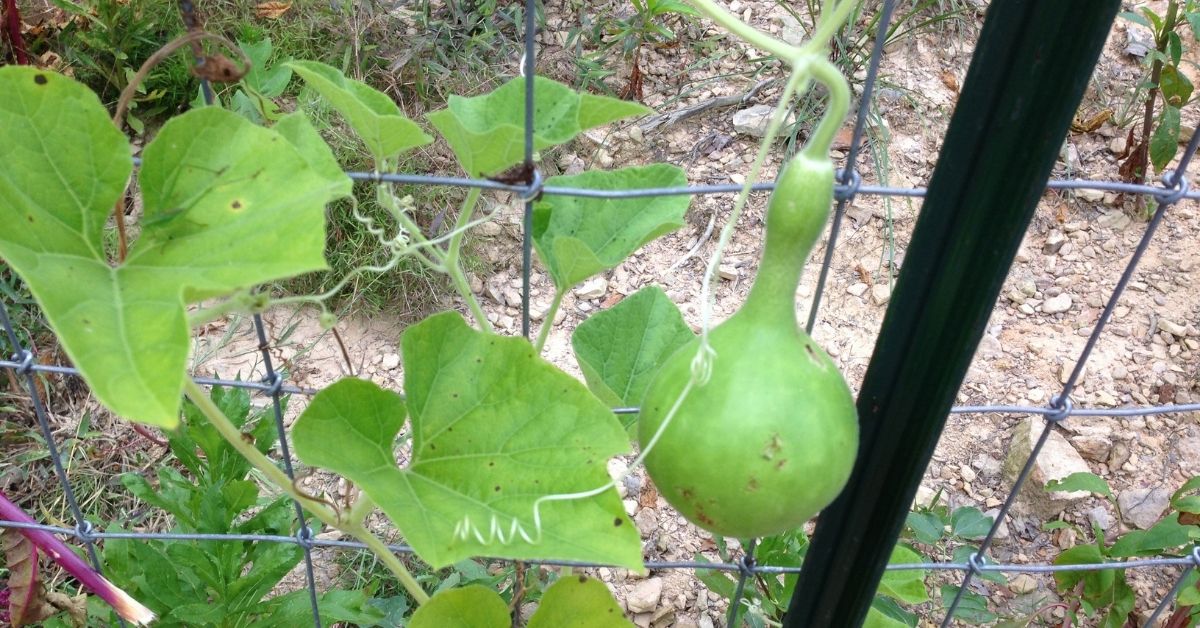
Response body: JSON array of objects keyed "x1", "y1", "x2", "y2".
[
  {"x1": 0, "y1": 491, "x2": 155, "y2": 625},
  {"x1": 2, "y1": 0, "x2": 29, "y2": 65}
]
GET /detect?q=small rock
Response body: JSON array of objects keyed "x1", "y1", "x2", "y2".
[
  {"x1": 1117, "y1": 487, "x2": 1171, "y2": 530},
  {"x1": 575, "y1": 277, "x2": 608, "y2": 300},
  {"x1": 477, "y1": 220, "x2": 503, "y2": 237},
  {"x1": 1109, "y1": 135, "x2": 1128, "y2": 155},
  {"x1": 1003, "y1": 417, "x2": 1093, "y2": 518},
  {"x1": 627, "y1": 577, "x2": 664, "y2": 614},
  {"x1": 1066, "y1": 423, "x2": 1114, "y2": 463},
  {"x1": 778, "y1": 11, "x2": 804, "y2": 46},
  {"x1": 1077, "y1": 188, "x2": 1105, "y2": 203},
  {"x1": 983, "y1": 508, "x2": 1010, "y2": 539},
  {"x1": 380, "y1": 353, "x2": 401, "y2": 370},
  {"x1": 960, "y1": 465, "x2": 977, "y2": 483},
  {"x1": 1042, "y1": 294, "x2": 1072, "y2": 314},
  {"x1": 635, "y1": 508, "x2": 658, "y2": 537},
  {"x1": 698, "y1": 616, "x2": 716, "y2": 628},
  {"x1": 1043, "y1": 230, "x2": 1067, "y2": 255},
  {"x1": 608, "y1": 459, "x2": 630, "y2": 498},
  {"x1": 1009, "y1": 574, "x2": 1038, "y2": 595},
  {"x1": 1087, "y1": 506, "x2": 1115, "y2": 532},
  {"x1": 732, "y1": 104, "x2": 793, "y2": 138},
  {"x1": 718, "y1": 265, "x2": 738, "y2": 280},
  {"x1": 847, "y1": 282, "x2": 869, "y2": 297},
  {"x1": 503, "y1": 288, "x2": 523, "y2": 309},
  {"x1": 913, "y1": 484, "x2": 938, "y2": 509},
  {"x1": 972, "y1": 454, "x2": 1003, "y2": 479},
  {"x1": 1158, "y1": 319, "x2": 1188, "y2": 337},
  {"x1": 871, "y1": 283, "x2": 891, "y2": 305},
  {"x1": 1097, "y1": 210, "x2": 1132, "y2": 231},
  {"x1": 1125, "y1": 26, "x2": 1154, "y2": 58}
]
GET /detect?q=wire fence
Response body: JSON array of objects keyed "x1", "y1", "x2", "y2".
[{"x1": 2, "y1": 0, "x2": 1199, "y2": 626}]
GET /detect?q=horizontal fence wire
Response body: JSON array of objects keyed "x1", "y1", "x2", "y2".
[{"x1": 3, "y1": 0, "x2": 1200, "y2": 624}]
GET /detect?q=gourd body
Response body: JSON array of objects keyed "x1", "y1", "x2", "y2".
[{"x1": 638, "y1": 154, "x2": 858, "y2": 539}]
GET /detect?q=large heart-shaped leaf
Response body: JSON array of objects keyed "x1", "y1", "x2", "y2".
[
  {"x1": 409, "y1": 585, "x2": 509, "y2": 628},
  {"x1": 427, "y1": 76, "x2": 650, "y2": 177},
  {"x1": 288, "y1": 60, "x2": 432, "y2": 162},
  {"x1": 533, "y1": 165, "x2": 689, "y2": 290},
  {"x1": 0, "y1": 67, "x2": 347, "y2": 427},
  {"x1": 293, "y1": 313, "x2": 641, "y2": 569},
  {"x1": 572, "y1": 286, "x2": 693, "y2": 422},
  {"x1": 527, "y1": 575, "x2": 632, "y2": 628}
]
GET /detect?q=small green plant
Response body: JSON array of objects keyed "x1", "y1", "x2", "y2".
[
  {"x1": 565, "y1": 0, "x2": 698, "y2": 98},
  {"x1": 96, "y1": 385, "x2": 384, "y2": 626},
  {"x1": 1118, "y1": 1, "x2": 1200, "y2": 196},
  {"x1": 1041, "y1": 472, "x2": 1200, "y2": 626},
  {"x1": 47, "y1": 0, "x2": 191, "y2": 124}
]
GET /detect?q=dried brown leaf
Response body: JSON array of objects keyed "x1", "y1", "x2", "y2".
[
  {"x1": 254, "y1": 1, "x2": 292, "y2": 19},
  {"x1": 2, "y1": 529, "x2": 55, "y2": 627}
]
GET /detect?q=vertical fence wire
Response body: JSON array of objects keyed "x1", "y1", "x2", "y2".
[
  {"x1": 251, "y1": 315, "x2": 324, "y2": 627},
  {"x1": 1144, "y1": 546, "x2": 1200, "y2": 628},
  {"x1": 520, "y1": 0, "x2": 538, "y2": 340},
  {"x1": 940, "y1": 125, "x2": 1200, "y2": 627},
  {"x1": 0, "y1": 301, "x2": 128, "y2": 628},
  {"x1": 807, "y1": 0, "x2": 895, "y2": 335}
]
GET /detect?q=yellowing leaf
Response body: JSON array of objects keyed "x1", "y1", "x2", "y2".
[{"x1": 255, "y1": 2, "x2": 292, "y2": 19}]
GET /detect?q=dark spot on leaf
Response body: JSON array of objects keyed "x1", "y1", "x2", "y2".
[
  {"x1": 231, "y1": 200, "x2": 242, "y2": 210},
  {"x1": 429, "y1": 444, "x2": 436, "y2": 450},
  {"x1": 475, "y1": 358, "x2": 482, "y2": 363},
  {"x1": 776, "y1": 459, "x2": 788, "y2": 470},
  {"x1": 33, "y1": 74, "x2": 47, "y2": 85},
  {"x1": 681, "y1": 488, "x2": 694, "y2": 500},
  {"x1": 494, "y1": 485, "x2": 501, "y2": 492},
  {"x1": 447, "y1": 427, "x2": 453, "y2": 432},
  {"x1": 488, "y1": 461, "x2": 494, "y2": 467},
  {"x1": 452, "y1": 393, "x2": 458, "y2": 398},
  {"x1": 81, "y1": 318, "x2": 91, "y2": 325},
  {"x1": 578, "y1": 575, "x2": 587, "y2": 583},
  {"x1": 27, "y1": 215, "x2": 34, "y2": 223},
  {"x1": 747, "y1": 477, "x2": 759, "y2": 491},
  {"x1": 613, "y1": 518, "x2": 622, "y2": 527}
]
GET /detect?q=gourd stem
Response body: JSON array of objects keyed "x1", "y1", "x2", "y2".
[
  {"x1": 445, "y1": 187, "x2": 482, "y2": 270},
  {"x1": 686, "y1": 0, "x2": 799, "y2": 60},
  {"x1": 448, "y1": 262, "x2": 494, "y2": 332},
  {"x1": 699, "y1": 67, "x2": 809, "y2": 340},
  {"x1": 181, "y1": 378, "x2": 430, "y2": 606},
  {"x1": 533, "y1": 288, "x2": 565, "y2": 353},
  {"x1": 801, "y1": 57, "x2": 851, "y2": 161}
]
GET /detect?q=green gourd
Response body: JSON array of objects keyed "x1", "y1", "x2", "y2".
[{"x1": 637, "y1": 152, "x2": 859, "y2": 539}]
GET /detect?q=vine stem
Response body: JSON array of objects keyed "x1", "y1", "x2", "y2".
[
  {"x1": 180, "y1": 377, "x2": 430, "y2": 606},
  {"x1": 442, "y1": 186, "x2": 494, "y2": 332},
  {"x1": 533, "y1": 288, "x2": 565, "y2": 353}
]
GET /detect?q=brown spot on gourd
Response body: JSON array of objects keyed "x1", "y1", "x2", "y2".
[
  {"x1": 746, "y1": 477, "x2": 759, "y2": 491},
  {"x1": 762, "y1": 434, "x2": 783, "y2": 460},
  {"x1": 613, "y1": 518, "x2": 623, "y2": 527},
  {"x1": 776, "y1": 459, "x2": 788, "y2": 470},
  {"x1": 33, "y1": 74, "x2": 47, "y2": 85},
  {"x1": 805, "y1": 343, "x2": 821, "y2": 365},
  {"x1": 579, "y1": 575, "x2": 588, "y2": 583},
  {"x1": 230, "y1": 200, "x2": 243, "y2": 211}
]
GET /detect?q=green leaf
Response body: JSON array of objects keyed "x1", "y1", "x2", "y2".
[
  {"x1": 1177, "y1": 570, "x2": 1200, "y2": 605},
  {"x1": 951, "y1": 546, "x2": 1006, "y2": 584},
  {"x1": 1172, "y1": 476, "x2": 1200, "y2": 508},
  {"x1": 239, "y1": 39, "x2": 292, "y2": 98},
  {"x1": 533, "y1": 165, "x2": 689, "y2": 290},
  {"x1": 410, "y1": 585, "x2": 511, "y2": 628},
  {"x1": 427, "y1": 76, "x2": 650, "y2": 177},
  {"x1": 950, "y1": 507, "x2": 993, "y2": 540},
  {"x1": 1161, "y1": 65, "x2": 1194, "y2": 106},
  {"x1": 905, "y1": 511, "x2": 945, "y2": 545},
  {"x1": 864, "y1": 597, "x2": 917, "y2": 628},
  {"x1": 1168, "y1": 31, "x2": 1184, "y2": 66},
  {"x1": 273, "y1": 112, "x2": 353, "y2": 196},
  {"x1": 1152, "y1": 105, "x2": 1182, "y2": 173},
  {"x1": 1142, "y1": 7, "x2": 1165, "y2": 34},
  {"x1": 875, "y1": 545, "x2": 929, "y2": 605},
  {"x1": 939, "y1": 585, "x2": 997, "y2": 624},
  {"x1": 288, "y1": 60, "x2": 432, "y2": 162},
  {"x1": 572, "y1": 286, "x2": 694, "y2": 417},
  {"x1": 293, "y1": 314, "x2": 641, "y2": 569},
  {"x1": 528, "y1": 575, "x2": 633, "y2": 627},
  {"x1": 1045, "y1": 472, "x2": 1113, "y2": 499},
  {"x1": 1189, "y1": 12, "x2": 1200, "y2": 40},
  {"x1": 1109, "y1": 514, "x2": 1192, "y2": 557},
  {"x1": 694, "y1": 556, "x2": 737, "y2": 599},
  {"x1": 0, "y1": 68, "x2": 344, "y2": 427},
  {"x1": 1119, "y1": 10, "x2": 1152, "y2": 28}
]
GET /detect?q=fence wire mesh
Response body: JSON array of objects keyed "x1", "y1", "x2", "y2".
[{"x1": 2, "y1": 0, "x2": 1200, "y2": 625}]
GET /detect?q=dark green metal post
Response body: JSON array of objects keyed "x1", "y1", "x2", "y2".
[{"x1": 783, "y1": 2, "x2": 1120, "y2": 626}]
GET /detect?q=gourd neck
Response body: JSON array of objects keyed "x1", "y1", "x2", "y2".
[{"x1": 738, "y1": 154, "x2": 834, "y2": 329}]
